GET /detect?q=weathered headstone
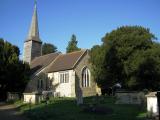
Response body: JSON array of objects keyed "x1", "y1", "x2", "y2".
[
  {"x1": 75, "y1": 74, "x2": 83, "y2": 105},
  {"x1": 76, "y1": 88, "x2": 83, "y2": 105}
]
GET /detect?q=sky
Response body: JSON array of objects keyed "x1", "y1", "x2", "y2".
[{"x1": 0, "y1": 0, "x2": 160, "y2": 58}]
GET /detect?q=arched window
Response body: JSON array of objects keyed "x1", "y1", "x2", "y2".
[
  {"x1": 37, "y1": 79, "x2": 40, "y2": 88},
  {"x1": 82, "y1": 67, "x2": 90, "y2": 87},
  {"x1": 40, "y1": 80, "x2": 43, "y2": 89},
  {"x1": 37, "y1": 79, "x2": 43, "y2": 89}
]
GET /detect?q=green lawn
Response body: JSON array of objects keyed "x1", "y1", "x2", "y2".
[{"x1": 15, "y1": 96, "x2": 147, "y2": 120}]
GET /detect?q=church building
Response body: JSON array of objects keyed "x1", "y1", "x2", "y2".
[{"x1": 23, "y1": 2, "x2": 100, "y2": 103}]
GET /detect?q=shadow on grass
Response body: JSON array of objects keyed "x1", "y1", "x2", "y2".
[{"x1": 18, "y1": 96, "x2": 147, "y2": 120}]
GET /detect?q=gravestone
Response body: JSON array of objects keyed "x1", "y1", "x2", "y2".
[
  {"x1": 76, "y1": 87, "x2": 83, "y2": 105},
  {"x1": 7, "y1": 92, "x2": 20, "y2": 101}
]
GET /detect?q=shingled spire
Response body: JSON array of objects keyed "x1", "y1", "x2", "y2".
[
  {"x1": 23, "y1": 1, "x2": 42, "y2": 64},
  {"x1": 26, "y1": 1, "x2": 41, "y2": 42}
]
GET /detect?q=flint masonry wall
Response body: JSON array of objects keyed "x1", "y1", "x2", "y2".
[{"x1": 74, "y1": 51, "x2": 97, "y2": 97}]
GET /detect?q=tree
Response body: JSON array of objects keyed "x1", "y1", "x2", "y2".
[
  {"x1": 42, "y1": 43, "x2": 57, "y2": 55},
  {"x1": 90, "y1": 45, "x2": 106, "y2": 88},
  {"x1": 135, "y1": 43, "x2": 160, "y2": 90},
  {"x1": 66, "y1": 34, "x2": 80, "y2": 53},
  {"x1": 0, "y1": 38, "x2": 30, "y2": 100},
  {"x1": 90, "y1": 26, "x2": 160, "y2": 90}
]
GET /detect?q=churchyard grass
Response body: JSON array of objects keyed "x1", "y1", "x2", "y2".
[{"x1": 15, "y1": 96, "x2": 147, "y2": 120}]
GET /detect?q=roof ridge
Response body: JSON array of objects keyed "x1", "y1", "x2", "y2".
[
  {"x1": 61, "y1": 49, "x2": 86, "y2": 56},
  {"x1": 41, "y1": 52, "x2": 60, "y2": 57},
  {"x1": 31, "y1": 52, "x2": 60, "y2": 66},
  {"x1": 33, "y1": 52, "x2": 60, "y2": 60}
]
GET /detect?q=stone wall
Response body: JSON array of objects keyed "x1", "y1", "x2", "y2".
[
  {"x1": 115, "y1": 91, "x2": 145, "y2": 104},
  {"x1": 24, "y1": 71, "x2": 50, "y2": 93},
  {"x1": 24, "y1": 75, "x2": 38, "y2": 93},
  {"x1": 74, "y1": 51, "x2": 97, "y2": 97},
  {"x1": 48, "y1": 70, "x2": 75, "y2": 97},
  {"x1": 7, "y1": 92, "x2": 20, "y2": 101},
  {"x1": 23, "y1": 92, "x2": 42, "y2": 104}
]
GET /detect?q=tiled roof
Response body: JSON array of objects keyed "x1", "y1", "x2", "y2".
[
  {"x1": 30, "y1": 52, "x2": 60, "y2": 74},
  {"x1": 46, "y1": 50, "x2": 87, "y2": 73}
]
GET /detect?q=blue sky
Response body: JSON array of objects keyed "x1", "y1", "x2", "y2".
[{"x1": 0, "y1": 0, "x2": 160, "y2": 58}]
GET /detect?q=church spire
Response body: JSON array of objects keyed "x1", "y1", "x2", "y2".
[
  {"x1": 26, "y1": 0, "x2": 41, "y2": 42},
  {"x1": 23, "y1": 1, "x2": 42, "y2": 64}
]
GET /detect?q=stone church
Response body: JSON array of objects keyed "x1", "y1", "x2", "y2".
[{"x1": 23, "y1": 3, "x2": 100, "y2": 103}]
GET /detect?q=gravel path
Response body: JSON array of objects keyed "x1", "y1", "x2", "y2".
[{"x1": 0, "y1": 102, "x2": 28, "y2": 120}]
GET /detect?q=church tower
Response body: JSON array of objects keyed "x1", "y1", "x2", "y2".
[{"x1": 23, "y1": 1, "x2": 42, "y2": 64}]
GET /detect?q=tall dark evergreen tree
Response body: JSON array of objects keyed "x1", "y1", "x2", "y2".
[
  {"x1": 42, "y1": 43, "x2": 57, "y2": 55},
  {"x1": 66, "y1": 34, "x2": 80, "y2": 53},
  {"x1": 0, "y1": 38, "x2": 30, "y2": 100}
]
